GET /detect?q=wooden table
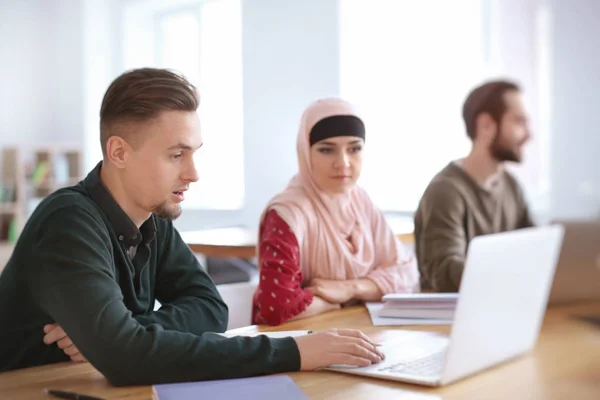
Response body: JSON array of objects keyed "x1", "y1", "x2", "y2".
[
  {"x1": 181, "y1": 217, "x2": 414, "y2": 259},
  {"x1": 181, "y1": 227, "x2": 257, "y2": 259},
  {"x1": 1, "y1": 302, "x2": 599, "y2": 399}
]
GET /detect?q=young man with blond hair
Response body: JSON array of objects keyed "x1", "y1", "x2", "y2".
[{"x1": 0, "y1": 68, "x2": 383, "y2": 385}]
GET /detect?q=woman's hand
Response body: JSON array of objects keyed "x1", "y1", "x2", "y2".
[{"x1": 306, "y1": 278, "x2": 356, "y2": 304}]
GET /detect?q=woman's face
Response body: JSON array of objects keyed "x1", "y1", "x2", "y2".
[{"x1": 309, "y1": 136, "x2": 364, "y2": 195}]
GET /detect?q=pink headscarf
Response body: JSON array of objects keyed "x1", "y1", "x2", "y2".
[{"x1": 258, "y1": 98, "x2": 419, "y2": 294}]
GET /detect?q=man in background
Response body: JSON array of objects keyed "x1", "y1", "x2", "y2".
[{"x1": 414, "y1": 80, "x2": 534, "y2": 292}]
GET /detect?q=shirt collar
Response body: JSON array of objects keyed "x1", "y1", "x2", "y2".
[
  {"x1": 453, "y1": 160, "x2": 504, "y2": 194},
  {"x1": 84, "y1": 161, "x2": 156, "y2": 247}
]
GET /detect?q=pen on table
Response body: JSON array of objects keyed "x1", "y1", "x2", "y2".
[{"x1": 44, "y1": 388, "x2": 106, "y2": 400}]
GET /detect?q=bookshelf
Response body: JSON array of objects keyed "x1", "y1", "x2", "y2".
[{"x1": 0, "y1": 145, "x2": 83, "y2": 244}]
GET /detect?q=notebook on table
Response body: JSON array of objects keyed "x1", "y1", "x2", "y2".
[
  {"x1": 378, "y1": 307, "x2": 455, "y2": 319},
  {"x1": 375, "y1": 293, "x2": 458, "y2": 322},
  {"x1": 153, "y1": 375, "x2": 308, "y2": 400},
  {"x1": 381, "y1": 293, "x2": 459, "y2": 307},
  {"x1": 365, "y1": 302, "x2": 453, "y2": 326}
]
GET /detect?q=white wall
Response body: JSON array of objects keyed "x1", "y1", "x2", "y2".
[
  {"x1": 237, "y1": 0, "x2": 340, "y2": 229},
  {"x1": 1, "y1": 0, "x2": 599, "y2": 229},
  {"x1": 81, "y1": 0, "x2": 122, "y2": 173},
  {"x1": 548, "y1": 0, "x2": 600, "y2": 219},
  {"x1": 0, "y1": 0, "x2": 84, "y2": 147},
  {"x1": 0, "y1": 0, "x2": 55, "y2": 146},
  {"x1": 48, "y1": 0, "x2": 84, "y2": 143}
]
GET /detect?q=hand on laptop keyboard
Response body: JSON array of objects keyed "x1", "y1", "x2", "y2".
[{"x1": 294, "y1": 328, "x2": 385, "y2": 370}]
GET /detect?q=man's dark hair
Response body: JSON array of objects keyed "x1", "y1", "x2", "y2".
[
  {"x1": 99, "y1": 68, "x2": 199, "y2": 156},
  {"x1": 462, "y1": 80, "x2": 520, "y2": 139}
]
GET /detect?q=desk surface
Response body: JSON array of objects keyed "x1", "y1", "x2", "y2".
[
  {"x1": 1, "y1": 302, "x2": 599, "y2": 399},
  {"x1": 181, "y1": 217, "x2": 415, "y2": 258},
  {"x1": 181, "y1": 227, "x2": 257, "y2": 259}
]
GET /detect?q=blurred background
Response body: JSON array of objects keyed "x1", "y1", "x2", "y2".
[{"x1": 1, "y1": 0, "x2": 599, "y2": 245}]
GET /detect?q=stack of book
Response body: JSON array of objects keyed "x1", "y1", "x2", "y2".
[{"x1": 377, "y1": 293, "x2": 459, "y2": 323}]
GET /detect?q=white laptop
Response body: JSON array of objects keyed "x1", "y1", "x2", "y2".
[{"x1": 326, "y1": 225, "x2": 564, "y2": 387}]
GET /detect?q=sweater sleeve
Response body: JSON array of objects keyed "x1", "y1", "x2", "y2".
[
  {"x1": 253, "y1": 209, "x2": 314, "y2": 326},
  {"x1": 133, "y1": 219, "x2": 228, "y2": 335},
  {"x1": 414, "y1": 180, "x2": 467, "y2": 292},
  {"x1": 28, "y1": 204, "x2": 300, "y2": 386}
]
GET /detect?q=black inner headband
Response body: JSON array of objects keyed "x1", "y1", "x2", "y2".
[{"x1": 309, "y1": 115, "x2": 365, "y2": 146}]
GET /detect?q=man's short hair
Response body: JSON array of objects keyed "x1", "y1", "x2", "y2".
[
  {"x1": 99, "y1": 68, "x2": 199, "y2": 156},
  {"x1": 462, "y1": 79, "x2": 520, "y2": 139}
]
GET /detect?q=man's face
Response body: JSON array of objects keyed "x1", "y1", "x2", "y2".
[
  {"x1": 120, "y1": 110, "x2": 203, "y2": 221},
  {"x1": 490, "y1": 91, "x2": 531, "y2": 163}
]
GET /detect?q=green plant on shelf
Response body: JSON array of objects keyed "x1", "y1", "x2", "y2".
[
  {"x1": 7, "y1": 218, "x2": 17, "y2": 243},
  {"x1": 31, "y1": 161, "x2": 50, "y2": 187}
]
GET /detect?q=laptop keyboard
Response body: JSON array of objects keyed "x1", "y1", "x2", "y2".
[{"x1": 377, "y1": 349, "x2": 446, "y2": 377}]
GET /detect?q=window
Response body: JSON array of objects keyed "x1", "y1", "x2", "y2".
[
  {"x1": 121, "y1": 0, "x2": 244, "y2": 210},
  {"x1": 339, "y1": 0, "x2": 549, "y2": 213}
]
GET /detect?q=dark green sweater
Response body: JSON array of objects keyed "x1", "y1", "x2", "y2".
[{"x1": 0, "y1": 163, "x2": 300, "y2": 385}]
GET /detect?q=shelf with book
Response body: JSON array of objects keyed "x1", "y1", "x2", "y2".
[{"x1": 0, "y1": 145, "x2": 83, "y2": 244}]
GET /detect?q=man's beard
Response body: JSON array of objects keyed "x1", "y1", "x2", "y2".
[
  {"x1": 152, "y1": 201, "x2": 182, "y2": 221},
  {"x1": 490, "y1": 128, "x2": 522, "y2": 163}
]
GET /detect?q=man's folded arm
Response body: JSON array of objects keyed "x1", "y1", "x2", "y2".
[{"x1": 29, "y1": 206, "x2": 300, "y2": 386}]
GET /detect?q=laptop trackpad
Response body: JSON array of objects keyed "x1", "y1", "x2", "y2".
[{"x1": 327, "y1": 331, "x2": 449, "y2": 371}]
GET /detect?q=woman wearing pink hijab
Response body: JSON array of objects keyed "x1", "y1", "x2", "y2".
[{"x1": 252, "y1": 98, "x2": 420, "y2": 325}]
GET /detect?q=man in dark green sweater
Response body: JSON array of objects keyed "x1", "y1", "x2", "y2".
[{"x1": 0, "y1": 68, "x2": 383, "y2": 385}]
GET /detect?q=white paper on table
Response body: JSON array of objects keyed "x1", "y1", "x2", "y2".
[
  {"x1": 217, "y1": 330, "x2": 312, "y2": 339},
  {"x1": 365, "y1": 302, "x2": 453, "y2": 326}
]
